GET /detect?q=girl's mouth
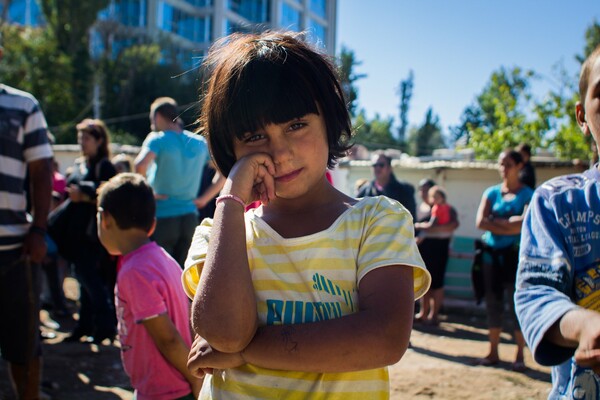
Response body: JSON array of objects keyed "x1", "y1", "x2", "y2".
[{"x1": 275, "y1": 168, "x2": 303, "y2": 183}]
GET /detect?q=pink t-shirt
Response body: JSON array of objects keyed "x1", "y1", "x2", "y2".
[
  {"x1": 115, "y1": 241, "x2": 192, "y2": 400},
  {"x1": 431, "y1": 203, "x2": 451, "y2": 225}
]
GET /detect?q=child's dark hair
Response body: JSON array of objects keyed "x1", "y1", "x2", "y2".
[
  {"x1": 97, "y1": 173, "x2": 155, "y2": 232},
  {"x1": 198, "y1": 31, "x2": 352, "y2": 176},
  {"x1": 429, "y1": 185, "x2": 447, "y2": 201}
]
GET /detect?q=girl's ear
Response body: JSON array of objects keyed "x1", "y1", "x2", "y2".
[{"x1": 576, "y1": 101, "x2": 591, "y2": 136}]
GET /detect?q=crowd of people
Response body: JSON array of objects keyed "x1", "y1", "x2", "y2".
[{"x1": 2, "y1": 29, "x2": 600, "y2": 400}]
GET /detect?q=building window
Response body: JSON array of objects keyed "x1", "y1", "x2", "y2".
[
  {"x1": 2, "y1": 0, "x2": 45, "y2": 26},
  {"x1": 227, "y1": 0, "x2": 269, "y2": 24},
  {"x1": 307, "y1": 18, "x2": 326, "y2": 48},
  {"x1": 115, "y1": 0, "x2": 146, "y2": 27},
  {"x1": 162, "y1": 47, "x2": 204, "y2": 70},
  {"x1": 309, "y1": 0, "x2": 326, "y2": 19},
  {"x1": 158, "y1": 1, "x2": 211, "y2": 42},
  {"x1": 183, "y1": 0, "x2": 212, "y2": 6},
  {"x1": 279, "y1": 2, "x2": 300, "y2": 32}
]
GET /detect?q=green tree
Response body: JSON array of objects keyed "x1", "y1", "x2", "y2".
[
  {"x1": 39, "y1": 0, "x2": 109, "y2": 117},
  {"x1": 352, "y1": 110, "x2": 398, "y2": 150},
  {"x1": 0, "y1": 25, "x2": 76, "y2": 141},
  {"x1": 396, "y1": 69, "x2": 413, "y2": 146},
  {"x1": 407, "y1": 107, "x2": 445, "y2": 156},
  {"x1": 97, "y1": 43, "x2": 198, "y2": 142},
  {"x1": 576, "y1": 20, "x2": 600, "y2": 64},
  {"x1": 455, "y1": 67, "x2": 543, "y2": 159},
  {"x1": 337, "y1": 46, "x2": 366, "y2": 118}
]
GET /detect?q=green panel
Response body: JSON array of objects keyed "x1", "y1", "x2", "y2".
[{"x1": 443, "y1": 236, "x2": 476, "y2": 299}]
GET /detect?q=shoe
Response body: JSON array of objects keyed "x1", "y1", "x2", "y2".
[{"x1": 511, "y1": 361, "x2": 526, "y2": 372}]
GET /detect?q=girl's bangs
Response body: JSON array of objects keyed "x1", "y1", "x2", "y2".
[{"x1": 226, "y1": 60, "x2": 319, "y2": 139}]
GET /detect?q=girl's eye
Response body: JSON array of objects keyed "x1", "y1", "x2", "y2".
[
  {"x1": 289, "y1": 122, "x2": 306, "y2": 131},
  {"x1": 242, "y1": 133, "x2": 265, "y2": 143}
]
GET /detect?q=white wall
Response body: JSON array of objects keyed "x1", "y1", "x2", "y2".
[{"x1": 337, "y1": 159, "x2": 583, "y2": 239}]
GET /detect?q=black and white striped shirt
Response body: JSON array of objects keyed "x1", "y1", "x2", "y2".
[{"x1": 0, "y1": 84, "x2": 53, "y2": 252}]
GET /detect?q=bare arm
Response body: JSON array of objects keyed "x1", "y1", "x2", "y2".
[
  {"x1": 546, "y1": 308, "x2": 600, "y2": 374},
  {"x1": 415, "y1": 216, "x2": 438, "y2": 230},
  {"x1": 243, "y1": 266, "x2": 414, "y2": 372},
  {"x1": 475, "y1": 196, "x2": 525, "y2": 235},
  {"x1": 191, "y1": 154, "x2": 276, "y2": 353},
  {"x1": 188, "y1": 266, "x2": 415, "y2": 374},
  {"x1": 143, "y1": 314, "x2": 203, "y2": 397},
  {"x1": 24, "y1": 158, "x2": 53, "y2": 263},
  {"x1": 134, "y1": 147, "x2": 156, "y2": 177}
]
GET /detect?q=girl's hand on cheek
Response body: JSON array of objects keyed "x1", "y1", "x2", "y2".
[{"x1": 226, "y1": 153, "x2": 276, "y2": 205}]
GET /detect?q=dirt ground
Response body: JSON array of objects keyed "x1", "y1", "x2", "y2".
[{"x1": 0, "y1": 278, "x2": 552, "y2": 400}]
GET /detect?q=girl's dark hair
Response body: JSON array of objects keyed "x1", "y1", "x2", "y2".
[
  {"x1": 76, "y1": 118, "x2": 111, "y2": 162},
  {"x1": 198, "y1": 31, "x2": 352, "y2": 176}
]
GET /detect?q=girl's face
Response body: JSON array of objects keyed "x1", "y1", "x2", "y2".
[
  {"x1": 498, "y1": 153, "x2": 521, "y2": 181},
  {"x1": 233, "y1": 113, "x2": 329, "y2": 200},
  {"x1": 78, "y1": 130, "x2": 102, "y2": 159}
]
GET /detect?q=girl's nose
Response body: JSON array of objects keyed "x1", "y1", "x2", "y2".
[{"x1": 269, "y1": 137, "x2": 292, "y2": 165}]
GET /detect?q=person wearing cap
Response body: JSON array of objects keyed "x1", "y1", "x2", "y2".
[
  {"x1": 357, "y1": 152, "x2": 416, "y2": 219},
  {"x1": 0, "y1": 33, "x2": 54, "y2": 399}
]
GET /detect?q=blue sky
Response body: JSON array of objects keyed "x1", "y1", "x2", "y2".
[{"x1": 336, "y1": 1, "x2": 600, "y2": 135}]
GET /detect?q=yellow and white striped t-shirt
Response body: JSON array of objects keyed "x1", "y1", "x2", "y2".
[{"x1": 183, "y1": 196, "x2": 430, "y2": 400}]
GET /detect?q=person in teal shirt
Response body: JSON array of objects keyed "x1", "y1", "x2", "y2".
[
  {"x1": 475, "y1": 149, "x2": 534, "y2": 371},
  {"x1": 135, "y1": 97, "x2": 223, "y2": 267}
]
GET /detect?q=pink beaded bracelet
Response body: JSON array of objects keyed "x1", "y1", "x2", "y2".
[{"x1": 215, "y1": 194, "x2": 246, "y2": 208}]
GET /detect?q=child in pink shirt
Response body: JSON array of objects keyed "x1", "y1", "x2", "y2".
[{"x1": 97, "y1": 173, "x2": 201, "y2": 400}]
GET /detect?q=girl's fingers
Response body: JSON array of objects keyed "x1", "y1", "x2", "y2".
[{"x1": 253, "y1": 164, "x2": 276, "y2": 204}]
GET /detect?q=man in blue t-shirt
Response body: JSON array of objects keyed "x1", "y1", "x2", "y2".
[
  {"x1": 135, "y1": 97, "x2": 223, "y2": 267},
  {"x1": 515, "y1": 45, "x2": 600, "y2": 399}
]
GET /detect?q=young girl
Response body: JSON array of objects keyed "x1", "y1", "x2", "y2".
[{"x1": 182, "y1": 31, "x2": 431, "y2": 399}]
